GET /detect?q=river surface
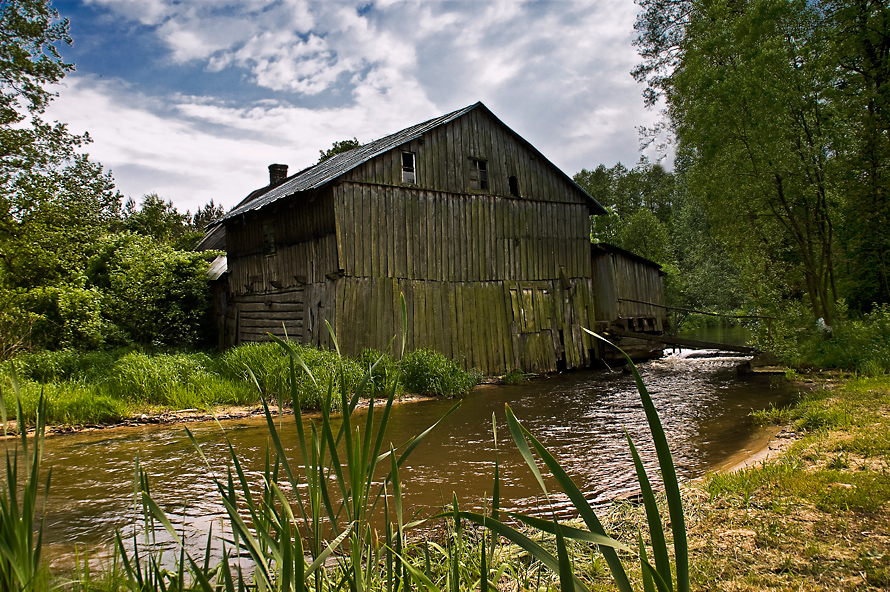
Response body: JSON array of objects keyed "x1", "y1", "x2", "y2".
[{"x1": 33, "y1": 345, "x2": 796, "y2": 567}]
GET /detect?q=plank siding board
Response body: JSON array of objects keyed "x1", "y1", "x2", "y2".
[{"x1": 362, "y1": 185, "x2": 372, "y2": 277}]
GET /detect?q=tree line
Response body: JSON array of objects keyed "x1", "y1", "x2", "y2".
[{"x1": 630, "y1": 0, "x2": 890, "y2": 328}]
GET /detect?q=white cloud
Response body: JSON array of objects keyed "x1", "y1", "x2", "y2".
[{"x1": 55, "y1": 0, "x2": 667, "y2": 211}]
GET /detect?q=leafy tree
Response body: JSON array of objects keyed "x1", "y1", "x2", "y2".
[
  {"x1": 0, "y1": 0, "x2": 86, "y2": 192},
  {"x1": 575, "y1": 158, "x2": 676, "y2": 260},
  {"x1": 634, "y1": 0, "x2": 842, "y2": 323},
  {"x1": 318, "y1": 137, "x2": 360, "y2": 163},
  {"x1": 0, "y1": 1, "x2": 216, "y2": 354},
  {"x1": 634, "y1": 0, "x2": 890, "y2": 323},
  {"x1": 827, "y1": 0, "x2": 890, "y2": 310},
  {"x1": 192, "y1": 199, "x2": 225, "y2": 232},
  {"x1": 123, "y1": 193, "x2": 226, "y2": 250},
  {"x1": 88, "y1": 234, "x2": 213, "y2": 345},
  {"x1": 1, "y1": 155, "x2": 121, "y2": 288}
]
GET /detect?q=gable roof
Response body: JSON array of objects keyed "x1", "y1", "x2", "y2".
[{"x1": 220, "y1": 101, "x2": 605, "y2": 224}]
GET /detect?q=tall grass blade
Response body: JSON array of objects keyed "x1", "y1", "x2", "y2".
[
  {"x1": 505, "y1": 405, "x2": 632, "y2": 592},
  {"x1": 584, "y1": 328, "x2": 689, "y2": 592},
  {"x1": 554, "y1": 522, "x2": 574, "y2": 592},
  {"x1": 325, "y1": 320, "x2": 341, "y2": 357},
  {"x1": 455, "y1": 511, "x2": 587, "y2": 592},
  {"x1": 400, "y1": 293, "x2": 408, "y2": 358},
  {"x1": 626, "y1": 430, "x2": 671, "y2": 589},
  {"x1": 639, "y1": 532, "x2": 654, "y2": 592}
]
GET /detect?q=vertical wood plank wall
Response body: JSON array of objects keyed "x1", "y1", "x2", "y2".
[
  {"x1": 590, "y1": 248, "x2": 667, "y2": 331},
  {"x1": 332, "y1": 182, "x2": 596, "y2": 374},
  {"x1": 223, "y1": 189, "x2": 339, "y2": 348}
]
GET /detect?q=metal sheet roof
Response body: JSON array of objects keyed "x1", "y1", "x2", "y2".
[{"x1": 220, "y1": 101, "x2": 605, "y2": 222}]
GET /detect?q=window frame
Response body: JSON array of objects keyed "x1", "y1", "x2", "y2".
[
  {"x1": 468, "y1": 158, "x2": 489, "y2": 192},
  {"x1": 401, "y1": 151, "x2": 417, "y2": 184}
]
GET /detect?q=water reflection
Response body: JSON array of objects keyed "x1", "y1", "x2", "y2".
[{"x1": 36, "y1": 349, "x2": 798, "y2": 565}]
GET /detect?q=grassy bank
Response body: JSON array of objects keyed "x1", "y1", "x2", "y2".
[
  {"x1": 0, "y1": 343, "x2": 479, "y2": 427},
  {"x1": 687, "y1": 374, "x2": 890, "y2": 590}
]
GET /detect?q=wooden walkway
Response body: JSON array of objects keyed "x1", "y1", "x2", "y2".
[{"x1": 606, "y1": 328, "x2": 757, "y2": 354}]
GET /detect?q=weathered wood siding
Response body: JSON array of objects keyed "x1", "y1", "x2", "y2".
[
  {"x1": 340, "y1": 108, "x2": 587, "y2": 206},
  {"x1": 333, "y1": 277, "x2": 595, "y2": 375},
  {"x1": 330, "y1": 181, "x2": 595, "y2": 374},
  {"x1": 590, "y1": 245, "x2": 666, "y2": 331},
  {"x1": 333, "y1": 183, "x2": 589, "y2": 281},
  {"x1": 222, "y1": 189, "x2": 339, "y2": 348}
]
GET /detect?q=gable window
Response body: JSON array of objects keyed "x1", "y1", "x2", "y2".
[
  {"x1": 262, "y1": 220, "x2": 276, "y2": 256},
  {"x1": 509, "y1": 175, "x2": 520, "y2": 197},
  {"x1": 401, "y1": 152, "x2": 416, "y2": 184},
  {"x1": 469, "y1": 158, "x2": 488, "y2": 191}
]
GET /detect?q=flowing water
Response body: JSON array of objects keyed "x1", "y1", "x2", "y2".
[{"x1": 34, "y1": 346, "x2": 798, "y2": 567}]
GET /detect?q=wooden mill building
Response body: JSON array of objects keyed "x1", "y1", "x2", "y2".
[
  {"x1": 590, "y1": 243, "x2": 667, "y2": 360},
  {"x1": 203, "y1": 102, "x2": 618, "y2": 374}
]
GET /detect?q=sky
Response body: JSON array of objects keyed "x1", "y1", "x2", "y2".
[{"x1": 48, "y1": 0, "x2": 666, "y2": 214}]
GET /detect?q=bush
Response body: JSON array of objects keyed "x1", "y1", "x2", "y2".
[
  {"x1": 88, "y1": 234, "x2": 213, "y2": 346},
  {"x1": 399, "y1": 348, "x2": 478, "y2": 397},
  {"x1": 768, "y1": 303, "x2": 890, "y2": 375}
]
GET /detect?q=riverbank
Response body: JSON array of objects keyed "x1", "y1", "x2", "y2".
[{"x1": 583, "y1": 372, "x2": 890, "y2": 591}]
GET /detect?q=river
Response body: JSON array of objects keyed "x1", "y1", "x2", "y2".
[{"x1": 34, "y1": 345, "x2": 797, "y2": 568}]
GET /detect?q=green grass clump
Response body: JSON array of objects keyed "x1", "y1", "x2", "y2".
[
  {"x1": 400, "y1": 348, "x2": 478, "y2": 397},
  {"x1": 12, "y1": 380, "x2": 128, "y2": 425},
  {"x1": 216, "y1": 341, "x2": 288, "y2": 395},
  {"x1": 290, "y1": 344, "x2": 364, "y2": 409},
  {"x1": 358, "y1": 348, "x2": 402, "y2": 395},
  {"x1": 109, "y1": 351, "x2": 216, "y2": 404},
  {"x1": 501, "y1": 368, "x2": 528, "y2": 385},
  {"x1": 750, "y1": 403, "x2": 793, "y2": 426},
  {"x1": 10, "y1": 348, "x2": 121, "y2": 383}
]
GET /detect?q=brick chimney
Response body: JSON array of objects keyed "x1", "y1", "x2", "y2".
[{"x1": 269, "y1": 163, "x2": 288, "y2": 186}]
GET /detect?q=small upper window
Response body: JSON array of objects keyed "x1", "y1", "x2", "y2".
[
  {"x1": 469, "y1": 158, "x2": 488, "y2": 191},
  {"x1": 509, "y1": 175, "x2": 519, "y2": 197},
  {"x1": 262, "y1": 220, "x2": 276, "y2": 256},
  {"x1": 401, "y1": 152, "x2": 416, "y2": 184}
]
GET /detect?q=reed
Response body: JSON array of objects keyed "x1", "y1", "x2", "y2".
[
  {"x1": 115, "y1": 298, "x2": 461, "y2": 591},
  {"x1": 454, "y1": 329, "x2": 689, "y2": 592},
  {"x1": 0, "y1": 369, "x2": 50, "y2": 591}
]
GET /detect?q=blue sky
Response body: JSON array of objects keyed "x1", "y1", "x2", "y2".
[{"x1": 48, "y1": 0, "x2": 665, "y2": 213}]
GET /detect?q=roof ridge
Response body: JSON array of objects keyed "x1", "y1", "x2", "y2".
[{"x1": 222, "y1": 102, "x2": 483, "y2": 221}]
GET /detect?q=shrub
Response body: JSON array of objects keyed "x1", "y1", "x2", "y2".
[
  {"x1": 88, "y1": 234, "x2": 213, "y2": 346},
  {"x1": 759, "y1": 302, "x2": 890, "y2": 375},
  {"x1": 399, "y1": 348, "x2": 478, "y2": 397}
]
